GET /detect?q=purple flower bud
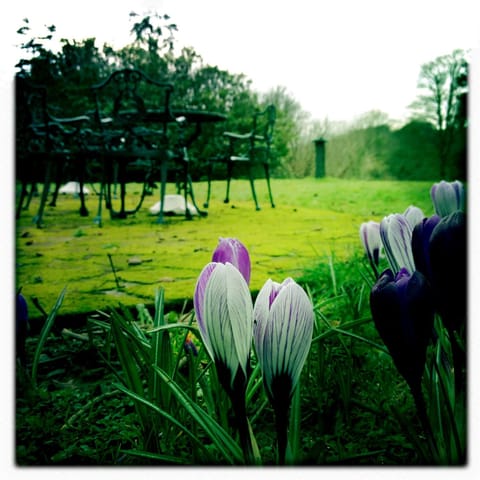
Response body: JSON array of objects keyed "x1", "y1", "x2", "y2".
[
  {"x1": 184, "y1": 332, "x2": 199, "y2": 357},
  {"x1": 370, "y1": 268, "x2": 434, "y2": 391},
  {"x1": 253, "y1": 278, "x2": 314, "y2": 404},
  {"x1": 428, "y1": 211, "x2": 466, "y2": 333},
  {"x1": 212, "y1": 237, "x2": 251, "y2": 285},
  {"x1": 16, "y1": 292, "x2": 29, "y2": 366},
  {"x1": 430, "y1": 180, "x2": 465, "y2": 217},
  {"x1": 411, "y1": 215, "x2": 441, "y2": 281},
  {"x1": 380, "y1": 214, "x2": 416, "y2": 274}
]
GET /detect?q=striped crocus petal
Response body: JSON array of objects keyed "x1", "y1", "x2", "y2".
[
  {"x1": 359, "y1": 221, "x2": 382, "y2": 266},
  {"x1": 253, "y1": 278, "x2": 293, "y2": 366},
  {"x1": 430, "y1": 180, "x2": 465, "y2": 217},
  {"x1": 380, "y1": 214, "x2": 416, "y2": 274},
  {"x1": 212, "y1": 237, "x2": 251, "y2": 285},
  {"x1": 403, "y1": 205, "x2": 425, "y2": 230},
  {"x1": 203, "y1": 263, "x2": 253, "y2": 382},
  {"x1": 193, "y1": 262, "x2": 220, "y2": 357},
  {"x1": 254, "y1": 278, "x2": 314, "y2": 400}
]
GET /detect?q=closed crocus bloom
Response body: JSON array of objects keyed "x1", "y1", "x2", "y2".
[
  {"x1": 411, "y1": 215, "x2": 441, "y2": 281},
  {"x1": 212, "y1": 237, "x2": 251, "y2": 285},
  {"x1": 380, "y1": 213, "x2": 416, "y2": 274},
  {"x1": 370, "y1": 268, "x2": 434, "y2": 394},
  {"x1": 428, "y1": 211, "x2": 466, "y2": 334},
  {"x1": 403, "y1": 205, "x2": 425, "y2": 230},
  {"x1": 430, "y1": 180, "x2": 465, "y2": 217},
  {"x1": 194, "y1": 262, "x2": 253, "y2": 390},
  {"x1": 360, "y1": 221, "x2": 382, "y2": 277},
  {"x1": 253, "y1": 278, "x2": 314, "y2": 404},
  {"x1": 253, "y1": 277, "x2": 314, "y2": 464}
]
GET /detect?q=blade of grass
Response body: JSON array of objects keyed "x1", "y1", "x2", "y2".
[
  {"x1": 110, "y1": 310, "x2": 151, "y2": 436},
  {"x1": 150, "y1": 288, "x2": 172, "y2": 409},
  {"x1": 120, "y1": 449, "x2": 185, "y2": 465},
  {"x1": 114, "y1": 382, "x2": 215, "y2": 463},
  {"x1": 152, "y1": 365, "x2": 244, "y2": 464},
  {"x1": 31, "y1": 287, "x2": 66, "y2": 388}
]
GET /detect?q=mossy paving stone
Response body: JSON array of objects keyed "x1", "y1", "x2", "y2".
[{"x1": 16, "y1": 179, "x2": 433, "y2": 322}]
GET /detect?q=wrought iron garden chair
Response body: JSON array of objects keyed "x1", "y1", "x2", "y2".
[
  {"x1": 15, "y1": 75, "x2": 91, "y2": 227},
  {"x1": 204, "y1": 104, "x2": 276, "y2": 211},
  {"x1": 89, "y1": 68, "x2": 183, "y2": 225}
]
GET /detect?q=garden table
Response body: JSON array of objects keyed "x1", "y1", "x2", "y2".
[{"x1": 92, "y1": 108, "x2": 226, "y2": 223}]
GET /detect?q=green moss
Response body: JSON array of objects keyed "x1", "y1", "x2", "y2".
[{"x1": 16, "y1": 178, "x2": 434, "y2": 319}]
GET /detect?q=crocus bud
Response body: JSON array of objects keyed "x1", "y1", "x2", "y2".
[
  {"x1": 403, "y1": 205, "x2": 425, "y2": 230},
  {"x1": 253, "y1": 278, "x2": 314, "y2": 404},
  {"x1": 430, "y1": 180, "x2": 465, "y2": 217},
  {"x1": 411, "y1": 215, "x2": 441, "y2": 281},
  {"x1": 428, "y1": 211, "x2": 466, "y2": 334},
  {"x1": 380, "y1": 214, "x2": 416, "y2": 274},
  {"x1": 212, "y1": 237, "x2": 251, "y2": 285},
  {"x1": 194, "y1": 262, "x2": 253, "y2": 391},
  {"x1": 253, "y1": 277, "x2": 314, "y2": 464},
  {"x1": 183, "y1": 332, "x2": 198, "y2": 357},
  {"x1": 16, "y1": 292, "x2": 29, "y2": 366},
  {"x1": 370, "y1": 268, "x2": 434, "y2": 392},
  {"x1": 360, "y1": 221, "x2": 382, "y2": 277}
]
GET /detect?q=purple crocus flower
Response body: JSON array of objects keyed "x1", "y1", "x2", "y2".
[
  {"x1": 430, "y1": 180, "x2": 465, "y2": 217},
  {"x1": 370, "y1": 268, "x2": 434, "y2": 394},
  {"x1": 212, "y1": 237, "x2": 251, "y2": 285},
  {"x1": 380, "y1": 213, "x2": 416, "y2": 274},
  {"x1": 411, "y1": 214, "x2": 441, "y2": 281},
  {"x1": 193, "y1": 262, "x2": 253, "y2": 389},
  {"x1": 360, "y1": 221, "x2": 382, "y2": 277},
  {"x1": 16, "y1": 292, "x2": 29, "y2": 367},
  {"x1": 428, "y1": 211, "x2": 466, "y2": 334}
]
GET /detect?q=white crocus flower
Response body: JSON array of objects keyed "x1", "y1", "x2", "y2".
[
  {"x1": 253, "y1": 278, "x2": 314, "y2": 403},
  {"x1": 194, "y1": 262, "x2": 253, "y2": 387}
]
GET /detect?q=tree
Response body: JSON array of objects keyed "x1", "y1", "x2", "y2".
[
  {"x1": 409, "y1": 49, "x2": 468, "y2": 179},
  {"x1": 260, "y1": 86, "x2": 310, "y2": 177}
]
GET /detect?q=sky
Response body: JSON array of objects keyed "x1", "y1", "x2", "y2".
[{"x1": 2, "y1": 0, "x2": 479, "y2": 124}]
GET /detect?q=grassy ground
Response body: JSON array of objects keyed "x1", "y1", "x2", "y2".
[
  {"x1": 16, "y1": 177, "x2": 434, "y2": 321},
  {"x1": 16, "y1": 176, "x2": 445, "y2": 466}
]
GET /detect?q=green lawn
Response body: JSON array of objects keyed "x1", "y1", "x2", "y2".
[
  {"x1": 17, "y1": 176, "x2": 460, "y2": 466},
  {"x1": 16, "y1": 177, "x2": 435, "y2": 320}
]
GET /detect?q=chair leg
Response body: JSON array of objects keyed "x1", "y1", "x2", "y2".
[
  {"x1": 33, "y1": 160, "x2": 54, "y2": 227},
  {"x1": 94, "y1": 160, "x2": 107, "y2": 227},
  {"x1": 248, "y1": 163, "x2": 261, "y2": 211},
  {"x1": 48, "y1": 162, "x2": 63, "y2": 207},
  {"x1": 264, "y1": 163, "x2": 275, "y2": 208},
  {"x1": 78, "y1": 158, "x2": 89, "y2": 217},
  {"x1": 224, "y1": 161, "x2": 233, "y2": 204},
  {"x1": 25, "y1": 182, "x2": 37, "y2": 210},
  {"x1": 16, "y1": 182, "x2": 29, "y2": 219},
  {"x1": 203, "y1": 161, "x2": 213, "y2": 208},
  {"x1": 156, "y1": 161, "x2": 168, "y2": 224}
]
